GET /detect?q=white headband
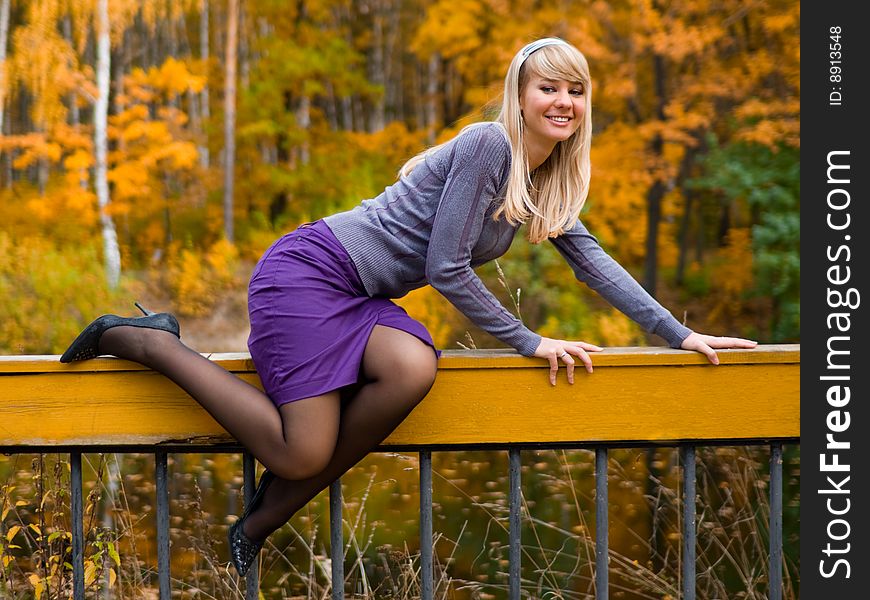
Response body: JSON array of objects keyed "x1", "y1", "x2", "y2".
[{"x1": 518, "y1": 37, "x2": 570, "y2": 67}]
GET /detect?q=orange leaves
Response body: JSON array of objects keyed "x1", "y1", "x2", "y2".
[
  {"x1": 588, "y1": 123, "x2": 654, "y2": 262},
  {"x1": 3, "y1": 133, "x2": 62, "y2": 169},
  {"x1": 394, "y1": 286, "x2": 456, "y2": 349},
  {"x1": 105, "y1": 58, "x2": 202, "y2": 216},
  {"x1": 646, "y1": 18, "x2": 726, "y2": 63},
  {"x1": 594, "y1": 308, "x2": 645, "y2": 348},
  {"x1": 116, "y1": 118, "x2": 173, "y2": 146},
  {"x1": 412, "y1": 0, "x2": 486, "y2": 60},
  {"x1": 734, "y1": 99, "x2": 801, "y2": 149},
  {"x1": 125, "y1": 58, "x2": 206, "y2": 100},
  {"x1": 0, "y1": 232, "x2": 123, "y2": 354},
  {"x1": 63, "y1": 149, "x2": 93, "y2": 171},
  {"x1": 162, "y1": 239, "x2": 241, "y2": 317},
  {"x1": 349, "y1": 121, "x2": 427, "y2": 169},
  {"x1": 106, "y1": 162, "x2": 151, "y2": 205},
  {"x1": 707, "y1": 228, "x2": 755, "y2": 325}
]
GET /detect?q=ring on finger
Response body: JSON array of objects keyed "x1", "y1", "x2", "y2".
[{"x1": 559, "y1": 351, "x2": 569, "y2": 358}]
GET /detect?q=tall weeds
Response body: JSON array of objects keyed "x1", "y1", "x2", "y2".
[{"x1": 0, "y1": 447, "x2": 798, "y2": 599}]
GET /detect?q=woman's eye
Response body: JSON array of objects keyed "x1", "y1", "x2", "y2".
[
  {"x1": 570, "y1": 88, "x2": 584, "y2": 96},
  {"x1": 541, "y1": 86, "x2": 556, "y2": 93}
]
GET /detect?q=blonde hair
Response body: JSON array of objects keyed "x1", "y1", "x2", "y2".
[{"x1": 399, "y1": 40, "x2": 593, "y2": 243}]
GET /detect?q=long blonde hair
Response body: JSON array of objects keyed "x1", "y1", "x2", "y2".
[{"x1": 399, "y1": 40, "x2": 593, "y2": 243}]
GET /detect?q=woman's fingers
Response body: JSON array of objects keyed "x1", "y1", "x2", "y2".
[
  {"x1": 576, "y1": 341, "x2": 604, "y2": 352},
  {"x1": 698, "y1": 342, "x2": 720, "y2": 365},
  {"x1": 548, "y1": 353, "x2": 561, "y2": 385},
  {"x1": 564, "y1": 352, "x2": 575, "y2": 384},
  {"x1": 534, "y1": 338, "x2": 603, "y2": 386},
  {"x1": 572, "y1": 347, "x2": 593, "y2": 375},
  {"x1": 551, "y1": 345, "x2": 596, "y2": 385},
  {"x1": 681, "y1": 332, "x2": 759, "y2": 365},
  {"x1": 706, "y1": 336, "x2": 758, "y2": 349}
]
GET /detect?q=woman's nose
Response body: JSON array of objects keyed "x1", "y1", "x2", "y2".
[{"x1": 553, "y1": 90, "x2": 570, "y2": 106}]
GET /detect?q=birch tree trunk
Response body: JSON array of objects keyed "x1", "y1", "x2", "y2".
[
  {"x1": 223, "y1": 0, "x2": 239, "y2": 242},
  {"x1": 199, "y1": 0, "x2": 210, "y2": 168},
  {"x1": 368, "y1": 0, "x2": 386, "y2": 132},
  {"x1": 425, "y1": 52, "x2": 440, "y2": 144},
  {"x1": 384, "y1": 0, "x2": 400, "y2": 123},
  {"x1": 0, "y1": 0, "x2": 10, "y2": 134},
  {"x1": 96, "y1": 0, "x2": 121, "y2": 288},
  {"x1": 297, "y1": 94, "x2": 310, "y2": 164}
]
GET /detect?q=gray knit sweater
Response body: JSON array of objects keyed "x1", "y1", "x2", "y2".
[{"x1": 324, "y1": 122, "x2": 692, "y2": 356}]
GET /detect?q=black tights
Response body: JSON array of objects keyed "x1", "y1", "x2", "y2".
[{"x1": 99, "y1": 323, "x2": 438, "y2": 542}]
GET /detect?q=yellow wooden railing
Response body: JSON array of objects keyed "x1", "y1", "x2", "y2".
[
  {"x1": 0, "y1": 344, "x2": 800, "y2": 600},
  {"x1": 1, "y1": 345, "x2": 799, "y2": 447}
]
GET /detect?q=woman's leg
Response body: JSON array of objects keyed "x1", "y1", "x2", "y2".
[
  {"x1": 241, "y1": 324, "x2": 438, "y2": 542},
  {"x1": 98, "y1": 327, "x2": 341, "y2": 481}
]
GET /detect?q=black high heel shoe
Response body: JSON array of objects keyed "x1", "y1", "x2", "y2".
[
  {"x1": 228, "y1": 469, "x2": 276, "y2": 577},
  {"x1": 59, "y1": 302, "x2": 180, "y2": 363}
]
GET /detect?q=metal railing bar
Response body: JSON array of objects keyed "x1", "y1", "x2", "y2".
[
  {"x1": 155, "y1": 451, "x2": 171, "y2": 600},
  {"x1": 681, "y1": 445, "x2": 696, "y2": 600},
  {"x1": 243, "y1": 453, "x2": 258, "y2": 599},
  {"x1": 420, "y1": 450, "x2": 434, "y2": 600},
  {"x1": 330, "y1": 479, "x2": 344, "y2": 600},
  {"x1": 595, "y1": 447, "x2": 608, "y2": 600},
  {"x1": 0, "y1": 439, "x2": 799, "y2": 599},
  {"x1": 769, "y1": 443, "x2": 783, "y2": 600},
  {"x1": 509, "y1": 447, "x2": 521, "y2": 600},
  {"x1": 70, "y1": 451, "x2": 85, "y2": 600}
]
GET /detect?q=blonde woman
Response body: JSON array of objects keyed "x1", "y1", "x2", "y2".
[{"x1": 60, "y1": 38, "x2": 756, "y2": 576}]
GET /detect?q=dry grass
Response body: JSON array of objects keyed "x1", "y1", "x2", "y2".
[{"x1": 1, "y1": 447, "x2": 798, "y2": 599}]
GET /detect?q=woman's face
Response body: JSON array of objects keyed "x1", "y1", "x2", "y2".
[{"x1": 520, "y1": 76, "x2": 585, "y2": 147}]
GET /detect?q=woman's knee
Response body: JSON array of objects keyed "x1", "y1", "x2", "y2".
[
  {"x1": 275, "y1": 393, "x2": 341, "y2": 480},
  {"x1": 269, "y1": 440, "x2": 334, "y2": 480},
  {"x1": 378, "y1": 342, "x2": 438, "y2": 399}
]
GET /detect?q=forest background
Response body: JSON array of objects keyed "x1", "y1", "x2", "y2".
[
  {"x1": 0, "y1": 0, "x2": 799, "y2": 598},
  {"x1": 0, "y1": 0, "x2": 799, "y2": 354}
]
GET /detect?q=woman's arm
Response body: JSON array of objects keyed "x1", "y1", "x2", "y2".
[
  {"x1": 549, "y1": 219, "x2": 757, "y2": 363},
  {"x1": 425, "y1": 125, "x2": 543, "y2": 356},
  {"x1": 549, "y1": 218, "x2": 693, "y2": 348}
]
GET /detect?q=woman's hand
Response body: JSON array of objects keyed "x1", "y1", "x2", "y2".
[
  {"x1": 680, "y1": 332, "x2": 758, "y2": 365},
  {"x1": 533, "y1": 337, "x2": 604, "y2": 385}
]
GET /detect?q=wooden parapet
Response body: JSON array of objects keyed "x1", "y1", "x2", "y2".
[{"x1": 0, "y1": 345, "x2": 799, "y2": 449}]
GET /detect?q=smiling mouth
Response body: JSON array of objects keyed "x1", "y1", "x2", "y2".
[{"x1": 546, "y1": 116, "x2": 572, "y2": 123}]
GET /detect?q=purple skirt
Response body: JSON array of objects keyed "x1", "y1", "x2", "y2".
[{"x1": 247, "y1": 219, "x2": 440, "y2": 407}]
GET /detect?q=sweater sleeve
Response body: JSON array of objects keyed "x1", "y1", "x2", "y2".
[
  {"x1": 425, "y1": 126, "x2": 542, "y2": 356},
  {"x1": 549, "y1": 219, "x2": 693, "y2": 348}
]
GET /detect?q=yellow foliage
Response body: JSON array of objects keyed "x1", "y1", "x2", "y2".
[
  {"x1": 594, "y1": 309, "x2": 645, "y2": 348},
  {"x1": 712, "y1": 228, "x2": 754, "y2": 298},
  {"x1": 127, "y1": 57, "x2": 206, "y2": 99},
  {"x1": 412, "y1": 0, "x2": 486, "y2": 59},
  {"x1": 0, "y1": 232, "x2": 128, "y2": 354},
  {"x1": 10, "y1": 7, "x2": 78, "y2": 131},
  {"x1": 163, "y1": 239, "x2": 241, "y2": 317},
  {"x1": 394, "y1": 286, "x2": 455, "y2": 349},
  {"x1": 206, "y1": 239, "x2": 241, "y2": 290},
  {"x1": 166, "y1": 247, "x2": 210, "y2": 317},
  {"x1": 1, "y1": 177, "x2": 97, "y2": 243},
  {"x1": 107, "y1": 162, "x2": 152, "y2": 203},
  {"x1": 28, "y1": 573, "x2": 45, "y2": 599},
  {"x1": 587, "y1": 123, "x2": 651, "y2": 264},
  {"x1": 349, "y1": 122, "x2": 428, "y2": 171},
  {"x1": 4, "y1": 133, "x2": 63, "y2": 169},
  {"x1": 708, "y1": 228, "x2": 754, "y2": 324},
  {"x1": 155, "y1": 140, "x2": 199, "y2": 170},
  {"x1": 63, "y1": 149, "x2": 94, "y2": 171}
]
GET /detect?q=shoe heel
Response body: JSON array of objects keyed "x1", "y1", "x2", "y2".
[{"x1": 134, "y1": 302, "x2": 156, "y2": 316}]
